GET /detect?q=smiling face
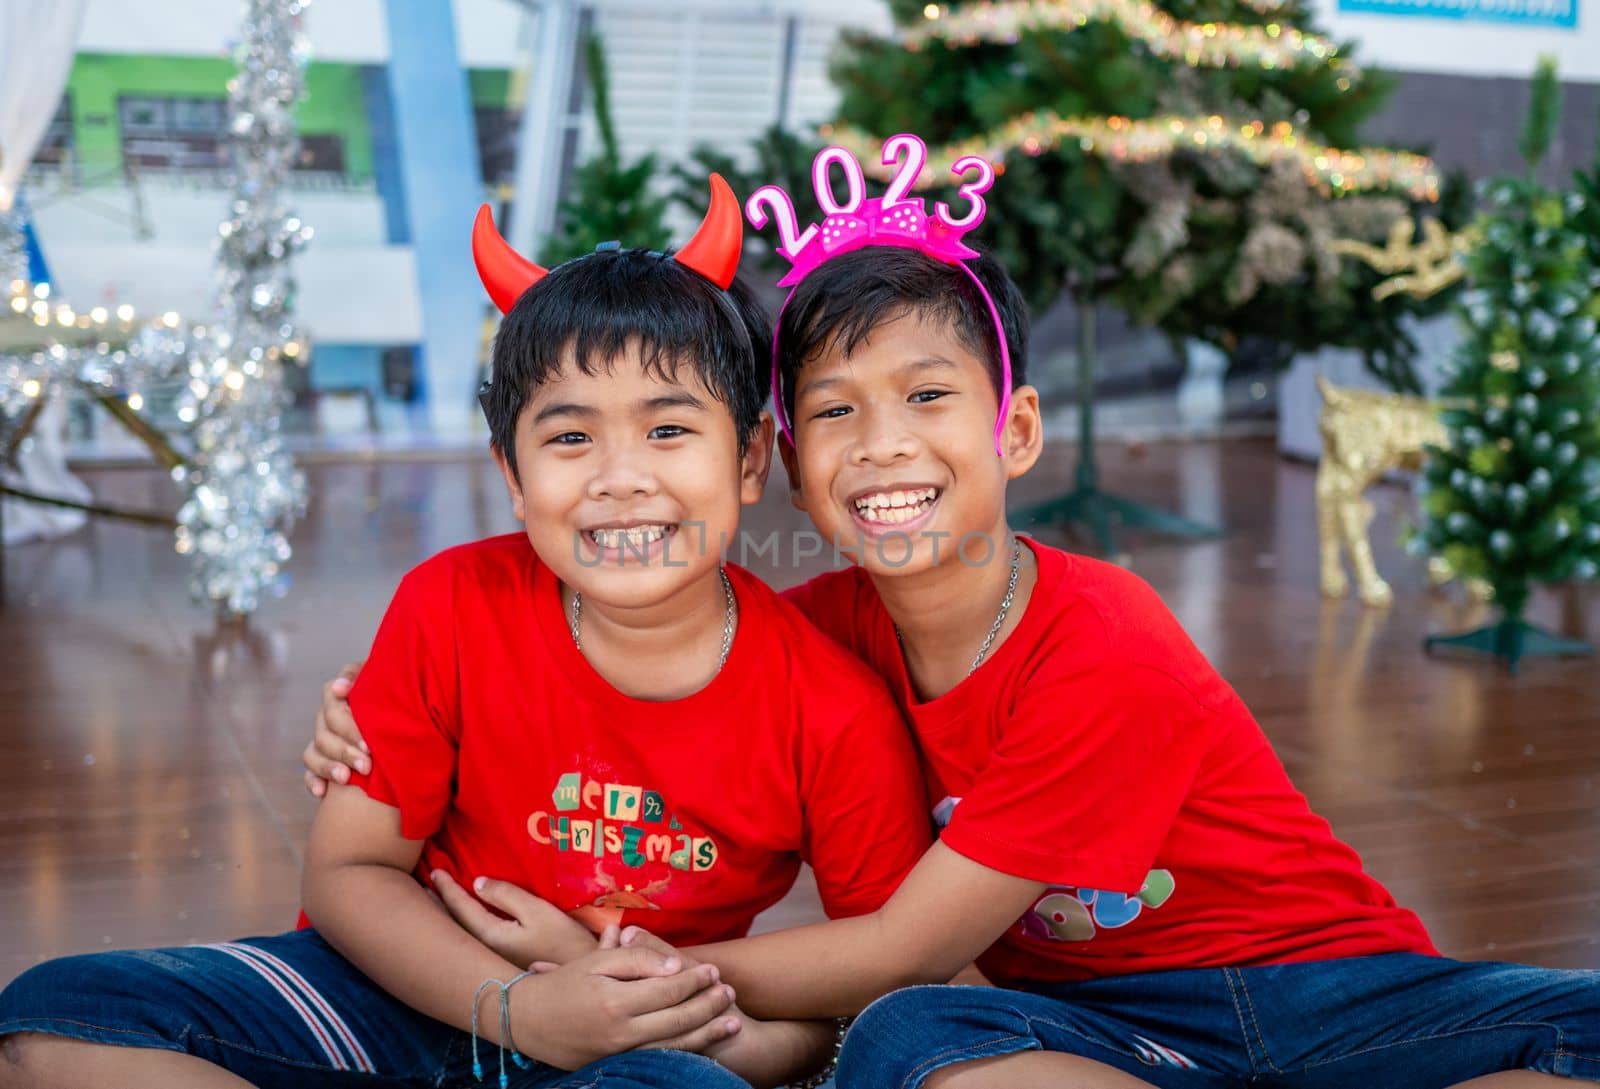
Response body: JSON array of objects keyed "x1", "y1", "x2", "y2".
[
  {"x1": 495, "y1": 339, "x2": 772, "y2": 610},
  {"x1": 782, "y1": 310, "x2": 1041, "y2": 576}
]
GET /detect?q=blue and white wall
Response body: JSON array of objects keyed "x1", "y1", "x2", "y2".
[{"x1": 32, "y1": 0, "x2": 887, "y2": 441}]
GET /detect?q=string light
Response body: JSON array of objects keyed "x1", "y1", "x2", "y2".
[
  {"x1": 4, "y1": 277, "x2": 146, "y2": 332},
  {"x1": 903, "y1": 0, "x2": 1341, "y2": 75},
  {"x1": 3, "y1": 271, "x2": 194, "y2": 412},
  {"x1": 826, "y1": 112, "x2": 1441, "y2": 201}
]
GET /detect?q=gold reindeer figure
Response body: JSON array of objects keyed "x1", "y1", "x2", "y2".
[
  {"x1": 1330, "y1": 216, "x2": 1475, "y2": 302},
  {"x1": 1315, "y1": 376, "x2": 1448, "y2": 607}
]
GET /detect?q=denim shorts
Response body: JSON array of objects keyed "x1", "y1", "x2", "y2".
[
  {"x1": 837, "y1": 954, "x2": 1600, "y2": 1089},
  {"x1": 0, "y1": 928, "x2": 750, "y2": 1089}
]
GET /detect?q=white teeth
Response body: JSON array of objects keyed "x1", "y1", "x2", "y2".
[
  {"x1": 589, "y1": 524, "x2": 669, "y2": 549},
  {"x1": 852, "y1": 488, "x2": 938, "y2": 523}
]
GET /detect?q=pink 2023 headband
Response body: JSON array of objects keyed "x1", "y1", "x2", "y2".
[{"x1": 744, "y1": 134, "x2": 1013, "y2": 457}]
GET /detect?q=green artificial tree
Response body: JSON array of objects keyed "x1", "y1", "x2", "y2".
[
  {"x1": 1419, "y1": 58, "x2": 1600, "y2": 673},
  {"x1": 798, "y1": 0, "x2": 1454, "y2": 549},
  {"x1": 541, "y1": 34, "x2": 671, "y2": 265}
]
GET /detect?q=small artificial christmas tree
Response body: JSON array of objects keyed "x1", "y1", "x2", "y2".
[
  {"x1": 541, "y1": 33, "x2": 671, "y2": 265},
  {"x1": 1419, "y1": 59, "x2": 1600, "y2": 672}
]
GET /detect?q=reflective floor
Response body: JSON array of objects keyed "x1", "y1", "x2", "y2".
[{"x1": 3, "y1": 436, "x2": 1597, "y2": 984}]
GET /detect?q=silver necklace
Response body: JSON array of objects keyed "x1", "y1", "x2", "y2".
[
  {"x1": 896, "y1": 536, "x2": 1022, "y2": 678},
  {"x1": 570, "y1": 567, "x2": 736, "y2": 672}
]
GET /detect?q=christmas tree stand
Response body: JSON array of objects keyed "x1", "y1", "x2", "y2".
[
  {"x1": 1425, "y1": 618, "x2": 1593, "y2": 675},
  {"x1": 1012, "y1": 301, "x2": 1221, "y2": 555}
]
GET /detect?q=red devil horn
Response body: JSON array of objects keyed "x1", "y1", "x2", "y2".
[
  {"x1": 674, "y1": 174, "x2": 742, "y2": 289},
  {"x1": 472, "y1": 204, "x2": 547, "y2": 313}
]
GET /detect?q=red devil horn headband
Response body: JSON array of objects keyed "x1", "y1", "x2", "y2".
[
  {"x1": 471, "y1": 205, "x2": 547, "y2": 313},
  {"x1": 472, "y1": 174, "x2": 742, "y2": 314}
]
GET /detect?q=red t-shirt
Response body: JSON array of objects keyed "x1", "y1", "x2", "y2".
[
  {"x1": 337, "y1": 533, "x2": 930, "y2": 946},
  {"x1": 783, "y1": 538, "x2": 1437, "y2": 985}
]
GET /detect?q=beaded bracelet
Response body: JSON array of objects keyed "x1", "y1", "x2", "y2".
[
  {"x1": 472, "y1": 979, "x2": 850, "y2": 1089},
  {"x1": 470, "y1": 971, "x2": 535, "y2": 1088}
]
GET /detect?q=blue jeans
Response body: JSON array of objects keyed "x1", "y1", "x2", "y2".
[
  {"x1": 0, "y1": 929, "x2": 749, "y2": 1089},
  {"x1": 837, "y1": 954, "x2": 1600, "y2": 1089}
]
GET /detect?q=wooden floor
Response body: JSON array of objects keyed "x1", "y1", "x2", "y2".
[{"x1": 3, "y1": 436, "x2": 1598, "y2": 986}]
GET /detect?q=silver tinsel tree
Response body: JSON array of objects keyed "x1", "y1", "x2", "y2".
[
  {"x1": 172, "y1": 0, "x2": 313, "y2": 616},
  {"x1": 0, "y1": 209, "x2": 27, "y2": 282}
]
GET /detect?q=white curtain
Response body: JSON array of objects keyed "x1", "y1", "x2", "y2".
[
  {"x1": 0, "y1": 0, "x2": 89, "y2": 211},
  {"x1": 1, "y1": 0, "x2": 91, "y2": 543}
]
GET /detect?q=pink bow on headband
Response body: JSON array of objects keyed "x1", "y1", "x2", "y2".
[{"x1": 777, "y1": 197, "x2": 980, "y2": 287}]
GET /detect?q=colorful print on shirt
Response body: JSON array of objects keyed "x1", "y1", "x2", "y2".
[
  {"x1": 528, "y1": 769, "x2": 720, "y2": 931},
  {"x1": 1022, "y1": 871, "x2": 1176, "y2": 943}
]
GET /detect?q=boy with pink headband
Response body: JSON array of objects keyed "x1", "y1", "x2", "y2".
[{"x1": 306, "y1": 140, "x2": 1599, "y2": 1089}]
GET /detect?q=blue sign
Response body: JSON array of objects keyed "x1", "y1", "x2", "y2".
[
  {"x1": 1337, "y1": 0, "x2": 1576, "y2": 27},
  {"x1": 9, "y1": 191, "x2": 52, "y2": 285}
]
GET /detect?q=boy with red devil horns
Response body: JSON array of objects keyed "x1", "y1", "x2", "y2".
[{"x1": 0, "y1": 177, "x2": 931, "y2": 1089}]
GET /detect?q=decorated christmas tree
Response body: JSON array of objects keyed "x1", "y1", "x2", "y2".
[
  {"x1": 1419, "y1": 59, "x2": 1600, "y2": 672},
  {"x1": 541, "y1": 34, "x2": 671, "y2": 265},
  {"x1": 824, "y1": 1, "x2": 1440, "y2": 311}
]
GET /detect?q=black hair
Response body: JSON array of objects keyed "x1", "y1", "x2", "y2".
[
  {"x1": 484, "y1": 249, "x2": 771, "y2": 480},
  {"x1": 774, "y1": 247, "x2": 1029, "y2": 426}
]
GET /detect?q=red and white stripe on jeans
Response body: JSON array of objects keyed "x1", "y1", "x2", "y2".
[{"x1": 202, "y1": 942, "x2": 376, "y2": 1074}]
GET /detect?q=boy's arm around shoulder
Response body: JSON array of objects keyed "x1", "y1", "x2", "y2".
[{"x1": 304, "y1": 785, "x2": 741, "y2": 1068}]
